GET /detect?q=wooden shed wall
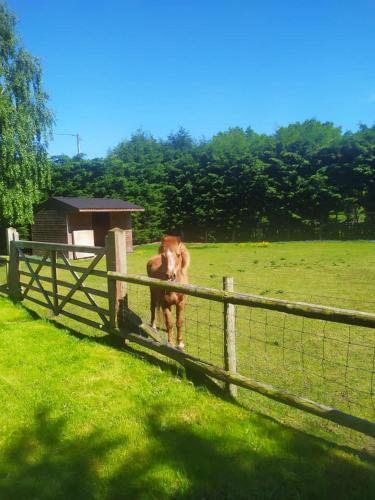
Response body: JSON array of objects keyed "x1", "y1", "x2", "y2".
[
  {"x1": 31, "y1": 208, "x2": 68, "y2": 245},
  {"x1": 32, "y1": 208, "x2": 134, "y2": 254}
]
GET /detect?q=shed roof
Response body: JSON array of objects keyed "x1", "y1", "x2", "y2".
[{"x1": 50, "y1": 197, "x2": 144, "y2": 212}]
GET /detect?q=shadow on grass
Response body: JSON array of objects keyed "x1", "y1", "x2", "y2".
[
  {"x1": 0, "y1": 405, "x2": 374, "y2": 499},
  {"x1": 22, "y1": 304, "x2": 231, "y2": 403},
  {"x1": 109, "y1": 405, "x2": 375, "y2": 499},
  {"x1": 0, "y1": 407, "x2": 124, "y2": 499}
]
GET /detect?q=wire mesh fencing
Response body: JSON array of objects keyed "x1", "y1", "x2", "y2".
[
  {"x1": 187, "y1": 271, "x2": 375, "y2": 312},
  {"x1": 235, "y1": 306, "x2": 374, "y2": 420},
  {"x1": 126, "y1": 275, "x2": 375, "y2": 425}
]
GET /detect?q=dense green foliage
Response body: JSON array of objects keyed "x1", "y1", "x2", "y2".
[
  {"x1": 51, "y1": 121, "x2": 375, "y2": 243},
  {"x1": 0, "y1": 3, "x2": 52, "y2": 228}
]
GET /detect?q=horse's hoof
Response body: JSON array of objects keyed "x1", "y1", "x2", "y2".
[
  {"x1": 166, "y1": 341, "x2": 175, "y2": 348},
  {"x1": 177, "y1": 342, "x2": 185, "y2": 351}
]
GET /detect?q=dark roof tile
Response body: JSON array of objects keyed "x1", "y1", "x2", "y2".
[{"x1": 52, "y1": 197, "x2": 144, "y2": 211}]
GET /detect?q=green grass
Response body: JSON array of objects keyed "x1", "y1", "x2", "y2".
[
  {"x1": 0, "y1": 295, "x2": 374, "y2": 499},
  {"x1": 0, "y1": 240, "x2": 374, "y2": 449}
]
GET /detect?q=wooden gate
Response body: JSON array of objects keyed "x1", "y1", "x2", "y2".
[{"x1": 7, "y1": 233, "x2": 125, "y2": 331}]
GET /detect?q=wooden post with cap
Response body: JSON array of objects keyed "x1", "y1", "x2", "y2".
[
  {"x1": 223, "y1": 276, "x2": 237, "y2": 397},
  {"x1": 8, "y1": 240, "x2": 21, "y2": 301},
  {"x1": 106, "y1": 228, "x2": 127, "y2": 330}
]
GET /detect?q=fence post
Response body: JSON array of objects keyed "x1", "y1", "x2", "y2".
[
  {"x1": 6, "y1": 227, "x2": 19, "y2": 255},
  {"x1": 223, "y1": 276, "x2": 237, "y2": 397},
  {"x1": 51, "y1": 250, "x2": 59, "y2": 315},
  {"x1": 8, "y1": 240, "x2": 21, "y2": 300},
  {"x1": 106, "y1": 228, "x2": 127, "y2": 330}
]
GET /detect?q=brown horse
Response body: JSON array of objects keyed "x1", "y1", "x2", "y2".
[{"x1": 147, "y1": 236, "x2": 190, "y2": 349}]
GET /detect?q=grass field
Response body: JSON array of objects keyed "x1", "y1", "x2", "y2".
[
  {"x1": 0, "y1": 295, "x2": 375, "y2": 499},
  {"x1": 0, "y1": 240, "x2": 374, "y2": 450}
]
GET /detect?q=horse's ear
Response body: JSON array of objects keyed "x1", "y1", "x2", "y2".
[{"x1": 175, "y1": 236, "x2": 181, "y2": 244}]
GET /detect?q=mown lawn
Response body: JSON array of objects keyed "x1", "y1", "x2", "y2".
[
  {"x1": 0, "y1": 240, "x2": 374, "y2": 449},
  {"x1": 0, "y1": 295, "x2": 374, "y2": 499},
  {"x1": 131, "y1": 240, "x2": 375, "y2": 310}
]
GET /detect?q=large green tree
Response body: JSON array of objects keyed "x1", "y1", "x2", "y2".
[
  {"x1": 0, "y1": 3, "x2": 53, "y2": 227},
  {"x1": 50, "y1": 120, "x2": 375, "y2": 243}
]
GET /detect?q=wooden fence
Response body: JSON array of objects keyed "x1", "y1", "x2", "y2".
[{"x1": 1, "y1": 228, "x2": 374, "y2": 438}]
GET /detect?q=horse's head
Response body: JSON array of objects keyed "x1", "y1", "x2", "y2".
[{"x1": 159, "y1": 235, "x2": 184, "y2": 281}]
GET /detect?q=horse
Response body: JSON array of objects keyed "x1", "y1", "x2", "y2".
[{"x1": 146, "y1": 235, "x2": 190, "y2": 350}]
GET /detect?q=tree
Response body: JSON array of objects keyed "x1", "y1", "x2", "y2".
[
  {"x1": 0, "y1": 3, "x2": 53, "y2": 227},
  {"x1": 50, "y1": 120, "x2": 375, "y2": 243}
]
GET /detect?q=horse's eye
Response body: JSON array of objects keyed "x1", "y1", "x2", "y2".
[{"x1": 176, "y1": 253, "x2": 181, "y2": 257}]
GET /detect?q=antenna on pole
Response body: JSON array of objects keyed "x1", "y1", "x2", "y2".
[
  {"x1": 76, "y1": 133, "x2": 81, "y2": 155},
  {"x1": 56, "y1": 133, "x2": 81, "y2": 155}
]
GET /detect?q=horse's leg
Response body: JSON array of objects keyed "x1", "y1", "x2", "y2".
[
  {"x1": 176, "y1": 301, "x2": 185, "y2": 350},
  {"x1": 150, "y1": 289, "x2": 157, "y2": 329},
  {"x1": 163, "y1": 306, "x2": 174, "y2": 346}
]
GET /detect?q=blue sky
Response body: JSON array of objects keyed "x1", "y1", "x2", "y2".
[{"x1": 7, "y1": 0, "x2": 375, "y2": 158}]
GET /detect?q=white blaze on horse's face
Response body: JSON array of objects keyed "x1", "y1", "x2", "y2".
[{"x1": 166, "y1": 249, "x2": 176, "y2": 280}]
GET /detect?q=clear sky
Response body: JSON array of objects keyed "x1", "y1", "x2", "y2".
[{"x1": 7, "y1": 0, "x2": 375, "y2": 158}]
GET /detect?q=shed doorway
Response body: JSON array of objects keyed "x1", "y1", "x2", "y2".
[{"x1": 92, "y1": 212, "x2": 110, "y2": 246}]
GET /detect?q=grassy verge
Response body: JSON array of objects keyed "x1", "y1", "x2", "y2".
[{"x1": 0, "y1": 296, "x2": 374, "y2": 499}]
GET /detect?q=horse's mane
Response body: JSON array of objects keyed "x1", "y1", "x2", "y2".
[{"x1": 180, "y1": 243, "x2": 190, "y2": 274}]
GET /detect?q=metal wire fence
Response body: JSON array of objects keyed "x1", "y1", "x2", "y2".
[
  {"x1": 187, "y1": 271, "x2": 375, "y2": 312},
  {"x1": 126, "y1": 276, "x2": 375, "y2": 425}
]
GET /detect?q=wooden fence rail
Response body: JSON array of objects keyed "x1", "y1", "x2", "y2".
[
  {"x1": 107, "y1": 272, "x2": 375, "y2": 330},
  {"x1": 14, "y1": 240, "x2": 106, "y2": 255}
]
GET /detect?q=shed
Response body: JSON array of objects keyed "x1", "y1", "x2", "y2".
[{"x1": 32, "y1": 197, "x2": 144, "y2": 258}]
